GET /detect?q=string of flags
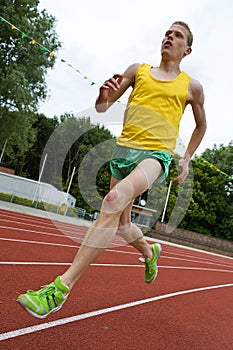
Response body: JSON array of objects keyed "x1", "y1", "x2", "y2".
[
  {"x1": 0, "y1": 16, "x2": 98, "y2": 88},
  {"x1": 195, "y1": 155, "x2": 233, "y2": 181}
]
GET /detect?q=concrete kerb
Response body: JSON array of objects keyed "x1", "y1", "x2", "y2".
[{"x1": 0, "y1": 200, "x2": 91, "y2": 228}]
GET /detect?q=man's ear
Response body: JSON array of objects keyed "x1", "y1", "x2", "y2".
[{"x1": 183, "y1": 47, "x2": 192, "y2": 57}]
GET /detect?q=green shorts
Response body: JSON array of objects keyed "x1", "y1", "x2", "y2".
[{"x1": 110, "y1": 145, "x2": 172, "y2": 184}]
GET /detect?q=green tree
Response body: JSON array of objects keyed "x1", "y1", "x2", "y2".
[
  {"x1": 162, "y1": 143, "x2": 233, "y2": 240},
  {"x1": 0, "y1": 111, "x2": 36, "y2": 174},
  {"x1": 63, "y1": 116, "x2": 115, "y2": 211},
  {"x1": 40, "y1": 114, "x2": 114, "y2": 211},
  {"x1": 0, "y1": 0, "x2": 61, "y2": 174},
  {"x1": 23, "y1": 113, "x2": 59, "y2": 179},
  {"x1": 160, "y1": 156, "x2": 194, "y2": 230}
]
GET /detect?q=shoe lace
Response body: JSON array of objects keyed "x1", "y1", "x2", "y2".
[
  {"x1": 38, "y1": 284, "x2": 57, "y2": 296},
  {"x1": 27, "y1": 283, "x2": 57, "y2": 296}
]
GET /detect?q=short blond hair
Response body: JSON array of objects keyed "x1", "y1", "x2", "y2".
[{"x1": 172, "y1": 21, "x2": 193, "y2": 46}]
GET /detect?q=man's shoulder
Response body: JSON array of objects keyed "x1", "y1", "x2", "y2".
[
  {"x1": 189, "y1": 77, "x2": 204, "y2": 94},
  {"x1": 124, "y1": 62, "x2": 153, "y2": 82},
  {"x1": 187, "y1": 76, "x2": 205, "y2": 104},
  {"x1": 124, "y1": 63, "x2": 142, "y2": 81}
]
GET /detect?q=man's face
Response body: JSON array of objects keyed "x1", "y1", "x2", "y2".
[{"x1": 161, "y1": 24, "x2": 191, "y2": 60}]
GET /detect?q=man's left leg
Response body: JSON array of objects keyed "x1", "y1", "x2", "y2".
[{"x1": 114, "y1": 160, "x2": 163, "y2": 283}]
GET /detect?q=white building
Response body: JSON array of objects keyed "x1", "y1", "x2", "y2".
[{"x1": 0, "y1": 171, "x2": 76, "y2": 207}]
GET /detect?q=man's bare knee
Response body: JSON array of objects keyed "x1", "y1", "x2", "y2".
[
  {"x1": 102, "y1": 181, "x2": 134, "y2": 214},
  {"x1": 102, "y1": 188, "x2": 122, "y2": 214},
  {"x1": 105, "y1": 188, "x2": 118, "y2": 202}
]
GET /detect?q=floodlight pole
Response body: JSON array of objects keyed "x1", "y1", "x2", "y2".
[
  {"x1": 64, "y1": 166, "x2": 76, "y2": 215},
  {"x1": 33, "y1": 153, "x2": 47, "y2": 205},
  {"x1": 161, "y1": 180, "x2": 172, "y2": 223},
  {"x1": 0, "y1": 139, "x2": 8, "y2": 164}
]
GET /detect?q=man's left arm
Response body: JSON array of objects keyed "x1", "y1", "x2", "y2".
[{"x1": 173, "y1": 78, "x2": 207, "y2": 183}]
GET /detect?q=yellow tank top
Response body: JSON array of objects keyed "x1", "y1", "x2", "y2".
[{"x1": 117, "y1": 63, "x2": 190, "y2": 153}]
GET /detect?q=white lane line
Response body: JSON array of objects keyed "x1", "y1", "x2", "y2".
[
  {"x1": 0, "y1": 211, "x2": 79, "y2": 229},
  {"x1": 162, "y1": 255, "x2": 233, "y2": 269},
  {"x1": 1, "y1": 261, "x2": 233, "y2": 274},
  {"x1": 0, "y1": 224, "x2": 86, "y2": 238},
  {"x1": 3, "y1": 212, "x2": 231, "y2": 264},
  {"x1": 148, "y1": 237, "x2": 233, "y2": 261},
  {"x1": 0, "y1": 218, "x2": 76, "y2": 231},
  {"x1": 2, "y1": 208, "x2": 233, "y2": 261},
  {"x1": 1, "y1": 283, "x2": 233, "y2": 341},
  {"x1": 0, "y1": 237, "x2": 79, "y2": 249},
  {"x1": 0, "y1": 226, "x2": 124, "y2": 248},
  {"x1": 1, "y1": 221, "x2": 232, "y2": 266},
  {"x1": 158, "y1": 265, "x2": 233, "y2": 273},
  {"x1": 1, "y1": 237, "x2": 233, "y2": 270},
  {"x1": 160, "y1": 250, "x2": 233, "y2": 266}
]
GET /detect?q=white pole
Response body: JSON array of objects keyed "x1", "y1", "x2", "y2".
[
  {"x1": 38, "y1": 153, "x2": 47, "y2": 182},
  {"x1": 161, "y1": 180, "x2": 172, "y2": 223},
  {"x1": 66, "y1": 166, "x2": 76, "y2": 194},
  {"x1": 33, "y1": 154, "x2": 47, "y2": 205},
  {"x1": 0, "y1": 139, "x2": 8, "y2": 163},
  {"x1": 64, "y1": 166, "x2": 76, "y2": 215}
]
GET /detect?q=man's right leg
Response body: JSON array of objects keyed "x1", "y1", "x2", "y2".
[
  {"x1": 61, "y1": 157, "x2": 164, "y2": 288},
  {"x1": 17, "y1": 158, "x2": 162, "y2": 317},
  {"x1": 17, "y1": 178, "x2": 136, "y2": 318}
]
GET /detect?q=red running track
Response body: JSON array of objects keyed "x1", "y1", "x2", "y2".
[{"x1": 0, "y1": 207, "x2": 233, "y2": 350}]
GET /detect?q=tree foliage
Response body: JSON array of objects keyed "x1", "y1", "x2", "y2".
[
  {"x1": 0, "y1": 0, "x2": 61, "y2": 173},
  {"x1": 39, "y1": 113, "x2": 115, "y2": 212},
  {"x1": 23, "y1": 113, "x2": 59, "y2": 178},
  {"x1": 0, "y1": 0, "x2": 61, "y2": 112},
  {"x1": 162, "y1": 142, "x2": 233, "y2": 240}
]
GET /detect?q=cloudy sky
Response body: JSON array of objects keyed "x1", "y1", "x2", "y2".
[{"x1": 38, "y1": 0, "x2": 233, "y2": 155}]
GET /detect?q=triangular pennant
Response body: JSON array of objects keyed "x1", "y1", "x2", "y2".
[{"x1": 0, "y1": 16, "x2": 101, "y2": 92}]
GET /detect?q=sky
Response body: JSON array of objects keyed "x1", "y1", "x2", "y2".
[{"x1": 37, "y1": 0, "x2": 233, "y2": 155}]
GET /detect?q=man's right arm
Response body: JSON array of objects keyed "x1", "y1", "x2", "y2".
[{"x1": 95, "y1": 63, "x2": 140, "y2": 112}]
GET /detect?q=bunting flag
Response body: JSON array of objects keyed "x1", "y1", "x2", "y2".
[
  {"x1": 0, "y1": 16, "x2": 99, "y2": 88},
  {"x1": 195, "y1": 155, "x2": 233, "y2": 181}
]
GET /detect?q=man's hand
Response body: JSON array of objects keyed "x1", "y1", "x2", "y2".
[
  {"x1": 173, "y1": 157, "x2": 190, "y2": 183},
  {"x1": 95, "y1": 74, "x2": 124, "y2": 112},
  {"x1": 101, "y1": 74, "x2": 124, "y2": 91},
  {"x1": 95, "y1": 63, "x2": 140, "y2": 113}
]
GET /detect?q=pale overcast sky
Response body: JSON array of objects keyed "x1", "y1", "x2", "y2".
[{"x1": 38, "y1": 0, "x2": 233, "y2": 155}]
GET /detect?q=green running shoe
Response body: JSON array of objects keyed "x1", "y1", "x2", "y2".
[
  {"x1": 17, "y1": 276, "x2": 69, "y2": 319},
  {"x1": 144, "y1": 243, "x2": 162, "y2": 284}
]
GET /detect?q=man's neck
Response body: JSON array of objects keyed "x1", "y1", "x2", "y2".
[
  {"x1": 159, "y1": 59, "x2": 181, "y2": 74},
  {"x1": 151, "y1": 61, "x2": 181, "y2": 81}
]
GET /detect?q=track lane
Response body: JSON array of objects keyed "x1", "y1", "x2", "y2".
[{"x1": 1, "y1": 207, "x2": 233, "y2": 349}]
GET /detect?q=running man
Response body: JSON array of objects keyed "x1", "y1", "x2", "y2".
[{"x1": 17, "y1": 21, "x2": 207, "y2": 318}]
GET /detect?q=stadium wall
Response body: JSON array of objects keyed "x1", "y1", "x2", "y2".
[{"x1": 147, "y1": 222, "x2": 233, "y2": 257}]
